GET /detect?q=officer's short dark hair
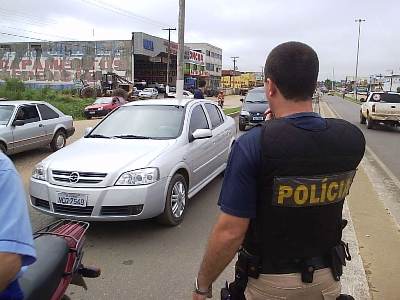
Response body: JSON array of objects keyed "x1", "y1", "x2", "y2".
[
  {"x1": 264, "y1": 42, "x2": 319, "y2": 101},
  {"x1": 198, "y1": 80, "x2": 206, "y2": 88}
]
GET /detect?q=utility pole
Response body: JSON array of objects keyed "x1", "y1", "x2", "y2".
[
  {"x1": 176, "y1": 0, "x2": 185, "y2": 99},
  {"x1": 354, "y1": 18, "x2": 365, "y2": 101},
  {"x1": 163, "y1": 27, "x2": 176, "y2": 93},
  {"x1": 388, "y1": 69, "x2": 394, "y2": 91},
  {"x1": 131, "y1": 32, "x2": 135, "y2": 83},
  {"x1": 332, "y1": 67, "x2": 335, "y2": 91},
  {"x1": 231, "y1": 56, "x2": 239, "y2": 94}
]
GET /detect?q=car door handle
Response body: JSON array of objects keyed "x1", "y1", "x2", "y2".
[{"x1": 39, "y1": 124, "x2": 44, "y2": 128}]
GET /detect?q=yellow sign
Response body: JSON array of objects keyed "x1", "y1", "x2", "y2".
[{"x1": 273, "y1": 170, "x2": 356, "y2": 207}]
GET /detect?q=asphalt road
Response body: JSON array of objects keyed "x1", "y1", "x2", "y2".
[
  {"x1": 11, "y1": 117, "x2": 235, "y2": 299},
  {"x1": 323, "y1": 95, "x2": 400, "y2": 181}
]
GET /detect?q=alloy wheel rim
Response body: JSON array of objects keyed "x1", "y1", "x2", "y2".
[
  {"x1": 171, "y1": 181, "x2": 186, "y2": 219},
  {"x1": 56, "y1": 135, "x2": 66, "y2": 149}
]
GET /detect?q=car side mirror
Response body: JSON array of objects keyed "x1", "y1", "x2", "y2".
[
  {"x1": 190, "y1": 129, "x2": 212, "y2": 142},
  {"x1": 240, "y1": 98, "x2": 244, "y2": 102},
  {"x1": 84, "y1": 127, "x2": 93, "y2": 136},
  {"x1": 360, "y1": 98, "x2": 367, "y2": 102},
  {"x1": 13, "y1": 120, "x2": 25, "y2": 127}
]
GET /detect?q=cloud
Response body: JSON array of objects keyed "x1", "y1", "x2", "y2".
[{"x1": 1, "y1": 0, "x2": 399, "y2": 79}]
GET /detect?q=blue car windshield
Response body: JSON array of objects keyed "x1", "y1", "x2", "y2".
[{"x1": 0, "y1": 105, "x2": 15, "y2": 125}]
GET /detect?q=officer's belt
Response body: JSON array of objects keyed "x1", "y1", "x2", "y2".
[{"x1": 260, "y1": 256, "x2": 330, "y2": 275}]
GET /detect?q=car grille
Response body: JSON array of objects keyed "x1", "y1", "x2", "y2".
[
  {"x1": 53, "y1": 204, "x2": 94, "y2": 216},
  {"x1": 100, "y1": 205, "x2": 144, "y2": 216},
  {"x1": 52, "y1": 170, "x2": 107, "y2": 184},
  {"x1": 32, "y1": 197, "x2": 50, "y2": 210}
]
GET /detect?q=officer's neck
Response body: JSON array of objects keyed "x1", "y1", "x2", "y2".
[{"x1": 274, "y1": 98, "x2": 313, "y2": 118}]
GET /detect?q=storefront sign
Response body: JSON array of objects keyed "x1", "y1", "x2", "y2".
[
  {"x1": 189, "y1": 50, "x2": 204, "y2": 65},
  {"x1": 143, "y1": 39, "x2": 154, "y2": 51}
]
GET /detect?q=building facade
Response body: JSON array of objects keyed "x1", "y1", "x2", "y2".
[
  {"x1": 185, "y1": 43, "x2": 222, "y2": 91},
  {"x1": 0, "y1": 33, "x2": 222, "y2": 90}
]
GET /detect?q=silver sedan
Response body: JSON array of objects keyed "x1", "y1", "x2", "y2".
[
  {"x1": 0, "y1": 101, "x2": 75, "y2": 155},
  {"x1": 29, "y1": 99, "x2": 236, "y2": 226}
]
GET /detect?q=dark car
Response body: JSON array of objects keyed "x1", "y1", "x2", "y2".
[
  {"x1": 84, "y1": 96, "x2": 126, "y2": 119},
  {"x1": 239, "y1": 87, "x2": 269, "y2": 131}
]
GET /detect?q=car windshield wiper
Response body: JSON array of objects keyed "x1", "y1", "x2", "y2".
[
  {"x1": 112, "y1": 134, "x2": 151, "y2": 139},
  {"x1": 87, "y1": 134, "x2": 111, "y2": 139},
  {"x1": 245, "y1": 100, "x2": 256, "y2": 103}
]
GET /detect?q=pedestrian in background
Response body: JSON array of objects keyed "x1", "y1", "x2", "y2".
[
  {"x1": 217, "y1": 91, "x2": 225, "y2": 108},
  {"x1": 192, "y1": 41, "x2": 365, "y2": 300},
  {"x1": 194, "y1": 80, "x2": 206, "y2": 99}
]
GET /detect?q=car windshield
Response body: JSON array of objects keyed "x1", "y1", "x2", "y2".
[
  {"x1": 0, "y1": 105, "x2": 15, "y2": 125},
  {"x1": 245, "y1": 90, "x2": 268, "y2": 103},
  {"x1": 94, "y1": 97, "x2": 112, "y2": 104},
  {"x1": 88, "y1": 105, "x2": 185, "y2": 139}
]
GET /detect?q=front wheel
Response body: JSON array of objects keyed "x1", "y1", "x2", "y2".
[
  {"x1": 360, "y1": 111, "x2": 366, "y2": 124},
  {"x1": 239, "y1": 123, "x2": 246, "y2": 131},
  {"x1": 157, "y1": 174, "x2": 188, "y2": 226},
  {"x1": 50, "y1": 130, "x2": 67, "y2": 152}
]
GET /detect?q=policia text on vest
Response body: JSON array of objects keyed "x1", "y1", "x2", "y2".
[{"x1": 273, "y1": 170, "x2": 356, "y2": 207}]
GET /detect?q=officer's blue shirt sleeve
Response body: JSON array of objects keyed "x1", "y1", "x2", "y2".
[
  {"x1": 218, "y1": 126, "x2": 262, "y2": 219},
  {"x1": 218, "y1": 113, "x2": 327, "y2": 219},
  {"x1": 0, "y1": 153, "x2": 36, "y2": 267}
]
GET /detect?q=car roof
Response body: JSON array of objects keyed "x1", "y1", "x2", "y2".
[
  {"x1": 371, "y1": 91, "x2": 400, "y2": 95},
  {"x1": 248, "y1": 87, "x2": 265, "y2": 93},
  {"x1": 124, "y1": 98, "x2": 211, "y2": 107},
  {"x1": 0, "y1": 100, "x2": 46, "y2": 105}
]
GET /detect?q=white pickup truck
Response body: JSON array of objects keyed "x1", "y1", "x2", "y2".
[{"x1": 360, "y1": 92, "x2": 400, "y2": 129}]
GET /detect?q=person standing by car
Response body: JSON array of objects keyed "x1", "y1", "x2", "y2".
[
  {"x1": 194, "y1": 80, "x2": 206, "y2": 99},
  {"x1": 192, "y1": 42, "x2": 365, "y2": 300},
  {"x1": 0, "y1": 152, "x2": 36, "y2": 300},
  {"x1": 217, "y1": 91, "x2": 225, "y2": 108}
]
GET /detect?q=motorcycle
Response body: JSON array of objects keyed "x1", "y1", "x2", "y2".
[{"x1": 19, "y1": 220, "x2": 100, "y2": 300}]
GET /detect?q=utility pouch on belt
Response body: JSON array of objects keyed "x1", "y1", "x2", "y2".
[
  {"x1": 330, "y1": 241, "x2": 351, "y2": 281},
  {"x1": 220, "y1": 249, "x2": 260, "y2": 300}
]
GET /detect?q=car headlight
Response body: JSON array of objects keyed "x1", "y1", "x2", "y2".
[
  {"x1": 115, "y1": 168, "x2": 159, "y2": 186},
  {"x1": 98, "y1": 107, "x2": 104, "y2": 111},
  {"x1": 32, "y1": 163, "x2": 47, "y2": 181},
  {"x1": 240, "y1": 110, "x2": 250, "y2": 116}
]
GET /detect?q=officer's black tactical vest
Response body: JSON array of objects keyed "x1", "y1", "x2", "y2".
[{"x1": 243, "y1": 117, "x2": 365, "y2": 262}]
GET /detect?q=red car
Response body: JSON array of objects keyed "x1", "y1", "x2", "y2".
[{"x1": 84, "y1": 97, "x2": 126, "y2": 119}]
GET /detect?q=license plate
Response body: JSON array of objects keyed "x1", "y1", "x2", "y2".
[
  {"x1": 57, "y1": 192, "x2": 88, "y2": 207},
  {"x1": 89, "y1": 111, "x2": 96, "y2": 114},
  {"x1": 253, "y1": 116, "x2": 264, "y2": 121}
]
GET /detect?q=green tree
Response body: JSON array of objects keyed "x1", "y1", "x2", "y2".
[{"x1": 324, "y1": 79, "x2": 333, "y2": 90}]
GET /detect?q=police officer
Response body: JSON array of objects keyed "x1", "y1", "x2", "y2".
[{"x1": 193, "y1": 42, "x2": 365, "y2": 300}]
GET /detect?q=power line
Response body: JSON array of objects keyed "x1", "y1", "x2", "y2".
[
  {"x1": 77, "y1": 0, "x2": 172, "y2": 28},
  {"x1": 0, "y1": 31, "x2": 50, "y2": 42},
  {"x1": 0, "y1": 25, "x2": 77, "y2": 41}
]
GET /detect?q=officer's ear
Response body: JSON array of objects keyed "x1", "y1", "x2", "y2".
[{"x1": 265, "y1": 78, "x2": 277, "y2": 98}]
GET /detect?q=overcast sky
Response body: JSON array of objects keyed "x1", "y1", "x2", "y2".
[{"x1": 0, "y1": 0, "x2": 399, "y2": 80}]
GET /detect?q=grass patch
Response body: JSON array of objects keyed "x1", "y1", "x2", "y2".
[
  {"x1": 333, "y1": 92, "x2": 361, "y2": 105},
  {"x1": 223, "y1": 106, "x2": 241, "y2": 115},
  {"x1": 0, "y1": 79, "x2": 94, "y2": 120}
]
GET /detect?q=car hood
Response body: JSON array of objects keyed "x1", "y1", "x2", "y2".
[
  {"x1": 242, "y1": 102, "x2": 269, "y2": 113},
  {"x1": 42, "y1": 137, "x2": 176, "y2": 174}
]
